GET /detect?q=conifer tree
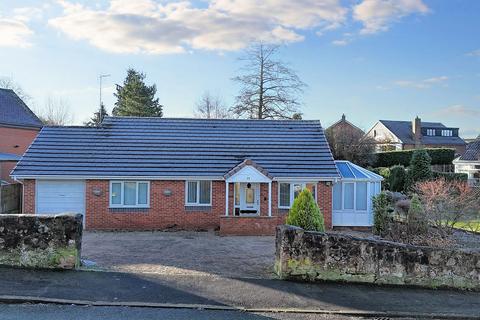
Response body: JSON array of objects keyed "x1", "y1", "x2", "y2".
[
  {"x1": 85, "y1": 103, "x2": 108, "y2": 126},
  {"x1": 112, "y1": 69, "x2": 163, "y2": 117},
  {"x1": 286, "y1": 189, "x2": 324, "y2": 232},
  {"x1": 407, "y1": 149, "x2": 432, "y2": 187}
]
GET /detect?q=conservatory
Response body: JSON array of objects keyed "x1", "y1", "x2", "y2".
[{"x1": 332, "y1": 161, "x2": 383, "y2": 227}]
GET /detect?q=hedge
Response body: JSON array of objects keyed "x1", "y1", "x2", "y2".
[
  {"x1": 432, "y1": 172, "x2": 468, "y2": 181},
  {"x1": 373, "y1": 148, "x2": 455, "y2": 167}
]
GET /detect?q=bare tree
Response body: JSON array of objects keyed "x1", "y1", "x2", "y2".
[
  {"x1": 194, "y1": 92, "x2": 230, "y2": 119},
  {"x1": 325, "y1": 127, "x2": 377, "y2": 167},
  {"x1": 36, "y1": 96, "x2": 74, "y2": 126},
  {"x1": 231, "y1": 43, "x2": 306, "y2": 119},
  {"x1": 0, "y1": 77, "x2": 31, "y2": 102}
]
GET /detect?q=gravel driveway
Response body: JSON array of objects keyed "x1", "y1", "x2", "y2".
[{"x1": 82, "y1": 231, "x2": 276, "y2": 278}]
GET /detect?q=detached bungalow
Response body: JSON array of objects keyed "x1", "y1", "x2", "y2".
[{"x1": 12, "y1": 117, "x2": 379, "y2": 235}]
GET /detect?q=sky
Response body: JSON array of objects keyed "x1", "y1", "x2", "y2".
[{"x1": 0, "y1": 0, "x2": 479, "y2": 137}]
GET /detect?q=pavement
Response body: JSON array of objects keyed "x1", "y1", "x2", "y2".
[{"x1": 0, "y1": 267, "x2": 479, "y2": 319}]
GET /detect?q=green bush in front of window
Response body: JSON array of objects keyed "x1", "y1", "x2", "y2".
[{"x1": 286, "y1": 189, "x2": 324, "y2": 232}]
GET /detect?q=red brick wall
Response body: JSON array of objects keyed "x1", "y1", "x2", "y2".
[
  {"x1": 0, "y1": 126, "x2": 39, "y2": 183},
  {"x1": 21, "y1": 179, "x2": 334, "y2": 233},
  {"x1": 86, "y1": 180, "x2": 225, "y2": 230},
  {"x1": 219, "y1": 216, "x2": 282, "y2": 236},
  {"x1": 22, "y1": 179, "x2": 35, "y2": 214},
  {"x1": 317, "y1": 182, "x2": 333, "y2": 229}
]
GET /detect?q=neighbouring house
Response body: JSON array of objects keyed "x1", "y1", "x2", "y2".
[
  {"x1": 365, "y1": 117, "x2": 466, "y2": 155},
  {"x1": 453, "y1": 138, "x2": 480, "y2": 187},
  {"x1": 12, "y1": 117, "x2": 381, "y2": 235},
  {"x1": 0, "y1": 88, "x2": 43, "y2": 184},
  {"x1": 326, "y1": 114, "x2": 364, "y2": 137}
]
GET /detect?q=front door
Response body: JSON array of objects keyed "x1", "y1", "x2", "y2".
[{"x1": 239, "y1": 183, "x2": 260, "y2": 215}]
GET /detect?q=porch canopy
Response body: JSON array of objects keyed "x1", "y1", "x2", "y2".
[{"x1": 224, "y1": 159, "x2": 273, "y2": 217}]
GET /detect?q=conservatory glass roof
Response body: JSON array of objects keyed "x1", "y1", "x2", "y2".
[{"x1": 335, "y1": 160, "x2": 383, "y2": 181}]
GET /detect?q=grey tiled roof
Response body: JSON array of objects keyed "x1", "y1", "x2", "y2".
[
  {"x1": 459, "y1": 140, "x2": 480, "y2": 161},
  {"x1": 0, "y1": 89, "x2": 43, "y2": 128},
  {"x1": 12, "y1": 117, "x2": 339, "y2": 179},
  {"x1": 379, "y1": 120, "x2": 465, "y2": 145}
]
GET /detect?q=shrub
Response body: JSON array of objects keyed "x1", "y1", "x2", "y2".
[
  {"x1": 415, "y1": 179, "x2": 480, "y2": 236},
  {"x1": 389, "y1": 165, "x2": 406, "y2": 192},
  {"x1": 405, "y1": 149, "x2": 432, "y2": 190},
  {"x1": 286, "y1": 189, "x2": 325, "y2": 232},
  {"x1": 372, "y1": 192, "x2": 391, "y2": 236},
  {"x1": 406, "y1": 195, "x2": 428, "y2": 236},
  {"x1": 373, "y1": 148, "x2": 455, "y2": 167},
  {"x1": 371, "y1": 167, "x2": 391, "y2": 190}
]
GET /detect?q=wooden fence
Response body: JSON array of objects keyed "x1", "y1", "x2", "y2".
[{"x1": 0, "y1": 184, "x2": 22, "y2": 213}]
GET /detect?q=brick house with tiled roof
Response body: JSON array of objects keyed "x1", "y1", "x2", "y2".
[{"x1": 0, "y1": 88, "x2": 42, "y2": 183}]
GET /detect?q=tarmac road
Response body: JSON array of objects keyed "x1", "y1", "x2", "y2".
[{"x1": 0, "y1": 304, "x2": 420, "y2": 320}]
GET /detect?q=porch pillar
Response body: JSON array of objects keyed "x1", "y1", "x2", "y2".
[
  {"x1": 225, "y1": 181, "x2": 229, "y2": 216},
  {"x1": 268, "y1": 181, "x2": 272, "y2": 217}
]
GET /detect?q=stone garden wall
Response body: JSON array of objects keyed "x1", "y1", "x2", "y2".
[
  {"x1": 275, "y1": 225, "x2": 480, "y2": 290},
  {"x1": 0, "y1": 214, "x2": 83, "y2": 269}
]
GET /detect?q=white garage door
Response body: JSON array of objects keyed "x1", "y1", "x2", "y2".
[{"x1": 36, "y1": 180, "x2": 86, "y2": 225}]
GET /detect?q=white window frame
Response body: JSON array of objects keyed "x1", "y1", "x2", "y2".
[
  {"x1": 185, "y1": 180, "x2": 212, "y2": 206},
  {"x1": 332, "y1": 181, "x2": 369, "y2": 212},
  {"x1": 426, "y1": 129, "x2": 435, "y2": 136},
  {"x1": 441, "y1": 129, "x2": 452, "y2": 137},
  {"x1": 278, "y1": 182, "x2": 317, "y2": 209},
  {"x1": 109, "y1": 181, "x2": 150, "y2": 208}
]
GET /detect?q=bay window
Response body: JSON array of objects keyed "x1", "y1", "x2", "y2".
[
  {"x1": 185, "y1": 180, "x2": 211, "y2": 205},
  {"x1": 110, "y1": 181, "x2": 150, "y2": 208},
  {"x1": 278, "y1": 182, "x2": 317, "y2": 209}
]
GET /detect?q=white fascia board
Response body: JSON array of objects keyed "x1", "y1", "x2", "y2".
[
  {"x1": 12, "y1": 175, "x2": 224, "y2": 181},
  {"x1": 272, "y1": 177, "x2": 338, "y2": 182}
]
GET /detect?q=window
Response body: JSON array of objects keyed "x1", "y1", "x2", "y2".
[
  {"x1": 278, "y1": 182, "x2": 317, "y2": 209},
  {"x1": 344, "y1": 183, "x2": 354, "y2": 210},
  {"x1": 333, "y1": 183, "x2": 342, "y2": 210},
  {"x1": 334, "y1": 182, "x2": 374, "y2": 211},
  {"x1": 426, "y1": 129, "x2": 435, "y2": 136},
  {"x1": 441, "y1": 129, "x2": 452, "y2": 137},
  {"x1": 185, "y1": 180, "x2": 211, "y2": 205},
  {"x1": 279, "y1": 183, "x2": 291, "y2": 208},
  {"x1": 234, "y1": 183, "x2": 240, "y2": 206},
  {"x1": 355, "y1": 182, "x2": 367, "y2": 211},
  {"x1": 110, "y1": 181, "x2": 150, "y2": 208}
]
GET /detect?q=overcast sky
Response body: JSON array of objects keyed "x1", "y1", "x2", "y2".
[{"x1": 0, "y1": 0, "x2": 479, "y2": 137}]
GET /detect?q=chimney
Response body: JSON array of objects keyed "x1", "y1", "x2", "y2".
[{"x1": 412, "y1": 116, "x2": 422, "y2": 147}]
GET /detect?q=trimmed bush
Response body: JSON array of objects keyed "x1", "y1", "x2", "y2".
[
  {"x1": 389, "y1": 165, "x2": 406, "y2": 192},
  {"x1": 373, "y1": 148, "x2": 455, "y2": 167},
  {"x1": 432, "y1": 172, "x2": 468, "y2": 181},
  {"x1": 372, "y1": 192, "x2": 390, "y2": 236},
  {"x1": 286, "y1": 189, "x2": 324, "y2": 232}
]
